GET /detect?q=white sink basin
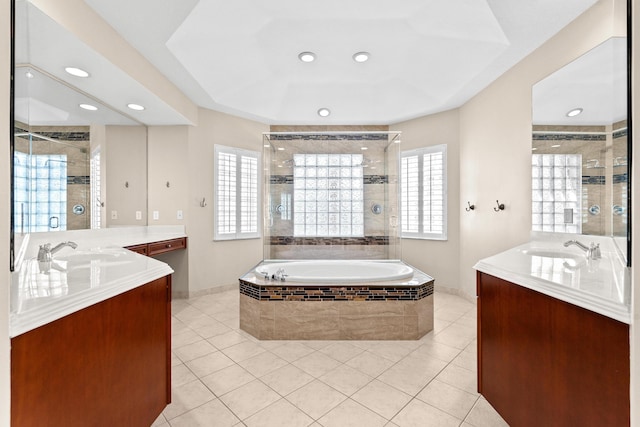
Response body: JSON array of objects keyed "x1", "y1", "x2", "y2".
[
  {"x1": 55, "y1": 248, "x2": 133, "y2": 267},
  {"x1": 520, "y1": 249, "x2": 583, "y2": 260}
]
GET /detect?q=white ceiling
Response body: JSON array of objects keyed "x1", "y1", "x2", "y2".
[
  {"x1": 80, "y1": 0, "x2": 600, "y2": 125},
  {"x1": 17, "y1": 0, "x2": 607, "y2": 126}
]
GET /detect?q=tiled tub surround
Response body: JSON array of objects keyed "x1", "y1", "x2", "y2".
[{"x1": 239, "y1": 261, "x2": 434, "y2": 340}]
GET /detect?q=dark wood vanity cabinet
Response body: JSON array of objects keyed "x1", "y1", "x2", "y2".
[
  {"x1": 125, "y1": 237, "x2": 187, "y2": 257},
  {"x1": 11, "y1": 276, "x2": 172, "y2": 427},
  {"x1": 477, "y1": 272, "x2": 629, "y2": 427}
]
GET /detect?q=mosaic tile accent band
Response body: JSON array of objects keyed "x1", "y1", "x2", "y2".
[
  {"x1": 270, "y1": 236, "x2": 390, "y2": 245},
  {"x1": 270, "y1": 133, "x2": 390, "y2": 141},
  {"x1": 270, "y1": 174, "x2": 388, "y2": 184},
  {"x1": 532, "y1": 133, "x2": 606, "y2": 141},
  {"x1": 239, "y1": 279, "x2": 434, "y2": 301}
]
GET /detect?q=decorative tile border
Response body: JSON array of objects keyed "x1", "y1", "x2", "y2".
[
  {"x1": 583, "y1": 176, "x2": 606, "y2": 185},
  {"x1": 239, "y1": 279, "x2": 433, "y2": 301},
  {"x1": 269, "y1": 133, "x2": 390, "y2": 141},
  {"x1": 270, "y1": 236, "x2": 390, "y2": 246},
  {"x1": 270, "y1": 174, "x2": 388, "y2": 184},
  {"x1": 532, "y1": 133, "x2": 606, "y2": 141},
  {"x1": 68, "y1": 176, "x2": 90, "y2": 185},
  {"x1": 613, "y1": 173, "x2": 628, "y2": 184}
]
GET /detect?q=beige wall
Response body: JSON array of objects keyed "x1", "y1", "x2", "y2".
[
  {"x1": 104, "y1": 125, "x2": 148, "y2": 226},
  {"x1": 458, "y1": 0, "x2": 622, "y2": 298},
  {"x1": 186, "y1": 109, "x2": 267, "y2": 295},
  {"x1": 391, "y1": 109, "x2": 461, "y2": 292},
  {"x1": 1, "y1": 0, "x2": 11, "y2": 423}
]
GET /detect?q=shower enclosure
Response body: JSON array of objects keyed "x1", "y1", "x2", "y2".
[{"x1": 262, "y1": 131, "x2": 402, "y2": 261}]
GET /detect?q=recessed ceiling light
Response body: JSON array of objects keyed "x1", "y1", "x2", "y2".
[
  {"x1": 566, "y1": 108, "x2": 583, "y2": 117},
  {"x1": 317, "y1": 108, "x2": 331, "y2": 117},
  {"x1": 298, "y1": 52, "x2": 316, "y2": 63},
  {"x1": 353, "y1": 52, "x2": 370, "y2": 63},
  {"x1": 65, "y1": 67, "x2": 90, "y2": 77},
  {"x1": 361, "y1": 147, "x2": 368, "y2": 150},
  {"x1": 532, "y1": 147, "x2": 538, "y2": 151},
  {"x1": 277, "y1": 147, "x2": 285, "y2": 151},
  {"x1": 263, "y1": 144, "x2": 270, "y2": 148},
  {"x1": 551, "y1": 144, "x2": 561, "y2": 148},
  {"x1": 25, "y1": 71, "x2": 34, "y2": 79},
  {"x1": 79, "y1": 104, "x2": 98, "y2": 111},
  {"x1": 127, "y1": 103, "x2": 145, "y2": 111}
]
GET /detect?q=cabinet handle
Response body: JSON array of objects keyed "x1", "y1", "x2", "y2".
[{"x1": 166, "y1": 244, "x2": 172, "y2": 248}]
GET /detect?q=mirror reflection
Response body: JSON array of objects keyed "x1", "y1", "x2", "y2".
[
  {"x1": 13, "y1": 1, "x2": 148, "y2": 237},
  {"x1": 532, "y1": 37, "x2": 628, "y2": 260}
]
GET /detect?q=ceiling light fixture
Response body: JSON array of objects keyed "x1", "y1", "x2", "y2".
[
  {"x1": 127, "y1": 103, "x2": 145, "y2": 111},
  {"x1": 79, "y1": 104, "x2": 98, "y2": 111},
  {"x1": 566, "y1": 108, "x2": 583, "y2": 117},
  {"x1": 25, "y1": 71, "x2": 34, "y2": 79},
  {"x1": 65, "y1": 67, "x2": 90, "y2": 78},
  {"x1": 361, "y1": 147, "x2": 368, "y2": 150},
  {"x1": 317, "y1": 108, "x2": 331, "y2": 117},
  {"x1": 352, "y1": 52, "x2": 370, "y2": 63},
  {"x1": 298, "y1": 52, "x2": 316, "y2": 63},
  {"x1": 551, "y1": 144, "x2": 561, "y2": 148}
]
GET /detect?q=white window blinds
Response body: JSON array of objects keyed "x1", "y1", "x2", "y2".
[
  {"x1": 401, "y1": 145, "x2": 447, "y2": 240},
  {"x1": 214, "y1": 145, "x2": 261, "y2": 240}
]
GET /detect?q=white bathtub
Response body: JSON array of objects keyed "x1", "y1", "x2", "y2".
[{"x1": 255, "y1": 260, "x2": 413, "y2": 283}]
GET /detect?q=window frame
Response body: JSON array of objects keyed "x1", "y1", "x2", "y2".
[
  {"x1": 213, "y1": 144, "x2": 261, "y2": 241},
  {"x1": 400, "y1": 144, "x2": 448, "y2": 241}
]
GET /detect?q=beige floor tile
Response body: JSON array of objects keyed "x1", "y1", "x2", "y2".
[
  {"x1": 351, "y1": 379, "x2": 412, "y2": 420},
  {"x1": 377, "y1": 356, "x2": 444, "y2": 396},
  {"x1": 451, "y1": 347, "x2": 477, "y2": 372},
  {"x1": 464, "y1": 397, "x2": 509, "y2": 427},
  {"x1": 193, "y1": 321, "x2": 231, "y2": 339},
  {"x1": 391, "y1": 399, "x2": 460, "y2": 427},
  {"x1": 172, "y1": 329, "x2": 204, "y2": 348},
  {"x1": 172, "y1": 363, "x2": 198, "y2": 388},
  {"x1": 171, "y1": 351, "x2": 183, "y2": 367},
  {"x1": 245, "y1": 398, "x2": 314, "y2": 427},
  {"x1": 319, "y1": 342, "x2": 366, "y2": 363},
  {"x1": 319, "y1": 364, "x2": 372, "y2": 396},
  {"x1": 174, "y1": 339, "x2": 217, "y2": 362},
  {"x1": 150, "y1": 413, "x2": 167, "y2": 426},
  {"x1": 318, "y1": 399, "x2": 388, "y2": 427},
  {"x1": 207, "y1": 330, "x2": 248, "y2": 350},
  {"x1": 185, "y1": 351, "x2": 235, "y2": 378},
  {"x1": 168, "y1": 399, "x2": 240, "y2": 427},
  {"x1": 416, "y1": 379, "x2": 478, "y2": 420},
  {"x1": 260, "y1": 364, "x2": 315, "y2": 396},
  {"x1": 162, "y1": 380, "x2": 216, "y2": 420},
  {"x1": 201, "y1": 364, "x2": 256, "y2": 396},
  {"x1": 363, "y1": 342, "x2": 415, "y2": 362},
  {"x1": 221, "y1": 316, "x2": 240, "y2": 329},
  {"x1": 410, "y1": 340, "x2": 461, "y2": 363},
  {"x1": 270, "y1": 342, "x2": 316, "y2": 362},
  {"x1": 292, "y1": 351, "x2": 342, "y2": 378},
  {"x1": 219, "y1": 379, "x2": 281, "y2": 420},
  {"x1": 435, "y1": 363, "x2": 478, "y2": 395},
  {"x1": 286, "y1": 379, "x2": 347, "y2": 419},
  {"x1": 238, "y1": 350, "x2": 289, "y2": 377},
  {"x1": 221, "y1": 340, "x2": 266, "y2": 363},
  {"x1": 304, "y1": 340, "x2": 333, "y2": 350},
  {"x1": 344, "y1": 350, "x2": 395, "y2": 377},
  {"x1": 433, "y1": 327, "x2": 475, "y2": 350},
  {"x1": 171, "y1": 319, "x2": 190, "y2": 336},
  {"x1": 433, "y1": 318, "x2": 452, "y2": 332}
]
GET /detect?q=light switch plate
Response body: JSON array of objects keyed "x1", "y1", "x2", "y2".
[
  {"x1": 177, "y1": 210, "x2": 183, "y2": 220},
  {"x1": 153, "y1": 211, "x2": 159, "y2": 220},
  {"x1": 111, "y1": 210, "x2": 117, "y2": 220},
  {"x1": 135, "y1": 211, "x2": 142, "y2": 220}
]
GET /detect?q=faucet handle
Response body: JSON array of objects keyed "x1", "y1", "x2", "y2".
[{"x1": 590, "y1": 243, "x2": 601, "y2": 260}]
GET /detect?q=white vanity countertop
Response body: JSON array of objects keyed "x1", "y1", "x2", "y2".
[
  {"x1": 474, "y1": 233, "x2": 631, "y2": 324},
  {"x1": 10, "y1": 226, "x2": 185, "y2": 337}
]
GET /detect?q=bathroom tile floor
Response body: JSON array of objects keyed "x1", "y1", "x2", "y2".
[{"x1": 153, "y1": 290, "x2": 509, "y2": 427}]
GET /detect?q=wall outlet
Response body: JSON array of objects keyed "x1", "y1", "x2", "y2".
[
  {"x1": 111, "y1": 210, "x2": 118, "y2": 220},
  {"x1": 135, "y1": 211, "x2": 142, "y2": 220},
  {"x1": 153, "y1": 211, "x2": 159, "y2": 220},
  {"x1": 177, "y1": 210, "x2": 183, "y2": 220}
]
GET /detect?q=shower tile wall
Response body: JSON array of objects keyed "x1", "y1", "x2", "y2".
[
  {"x1": 264, "y1": 127, "x2": 400, "y2": 260},
  {"x1": 15, "y1": 124, "x2": 91, "y2": 231}
]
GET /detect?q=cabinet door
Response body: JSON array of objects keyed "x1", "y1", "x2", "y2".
[{"x1": 11, "y1": 276, "x2": 171, "y2": 427}]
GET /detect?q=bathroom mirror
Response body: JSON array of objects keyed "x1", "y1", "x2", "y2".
[
  {"x1": 532, "y1": 31, "x2": 630, "y2": 264},
  {"x1": 11, "y1": 1, "x2": 149, "y2": 268}
]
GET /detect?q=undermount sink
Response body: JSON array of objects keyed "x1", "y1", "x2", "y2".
[
  {"x1": 520, "y1": 249, "x2": 583, "y2": 260},
  {"x1": 55, "y1": 249, "x2": 133, "y2": 267}
]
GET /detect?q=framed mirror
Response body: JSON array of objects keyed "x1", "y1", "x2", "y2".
[
  {"x1": 532, "y1": 12, "x2": 631, "y2": 265},
  {"x1": 11, "y1": 0, "x2": 149, "y2": 270}
]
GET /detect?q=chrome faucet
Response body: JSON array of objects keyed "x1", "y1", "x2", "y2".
[
  {"x1": 272, "y1": 268, "x2": 287, "y2": 282},
  {"x1": 37, "y1": 241, "x2": 78, "y2": 262},
  {"x1": 563, "y1": 240, "x2": 601, "y2": 260}
]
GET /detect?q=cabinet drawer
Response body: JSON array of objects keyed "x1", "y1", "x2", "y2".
[
  {"x1": 125, "y1": 244, "x2": 148, "y2": 255},
  {"x1": 147, "y1": 238, "x2": 186, "y2": 256}
]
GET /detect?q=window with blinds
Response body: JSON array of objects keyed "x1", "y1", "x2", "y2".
[
  {"x1": 293, "y1": 153, "x2": 364, "y2": 237},
  {"x1": 532, "y1": 154, "x2": 582, "y2": 233},
  {"x1": 401, "y1": 145, "x2": 447, "y2": 240},
  {"x1": 214, "y1": 145, "x2": 261, "y2": 240}
]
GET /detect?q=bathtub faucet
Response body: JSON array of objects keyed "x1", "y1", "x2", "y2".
[
  {"x1": 272, "y1": 268, "x2": 287, "y2": 282},
  {"x1": 37, "y1": 241, "x2": 78, "y2": 262},
  {"x1": 563, "y1": 240, "x2": 601, "y2": 260}
]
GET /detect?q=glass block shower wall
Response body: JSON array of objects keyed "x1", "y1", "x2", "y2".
[{"x1": 263, "y1": 132, "x2": 401, "y2": 260}]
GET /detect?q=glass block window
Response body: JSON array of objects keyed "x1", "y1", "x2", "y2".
[
  {"x1": 90, "y1": 148, "x2": 101, "y2": 229},
  {"x1": 14, "y1": 151, "x2": 67, "y2": 233},
  {"x1": 401, "y1": 145, "x2": 447, "y2": 240},
  {"x1": 532, "y1": 154, "x2": 582, "y2": 233},
  {"x1": 214, "y1": 145, "x2": 261, "y2": 240},
  {"x1": 293, "y1": 154, "x2": 364, "y2": 237}
]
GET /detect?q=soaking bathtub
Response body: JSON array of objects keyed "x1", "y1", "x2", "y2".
[{"x1": 239, "y1": 260, "x2": 434, "y2": 340}]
